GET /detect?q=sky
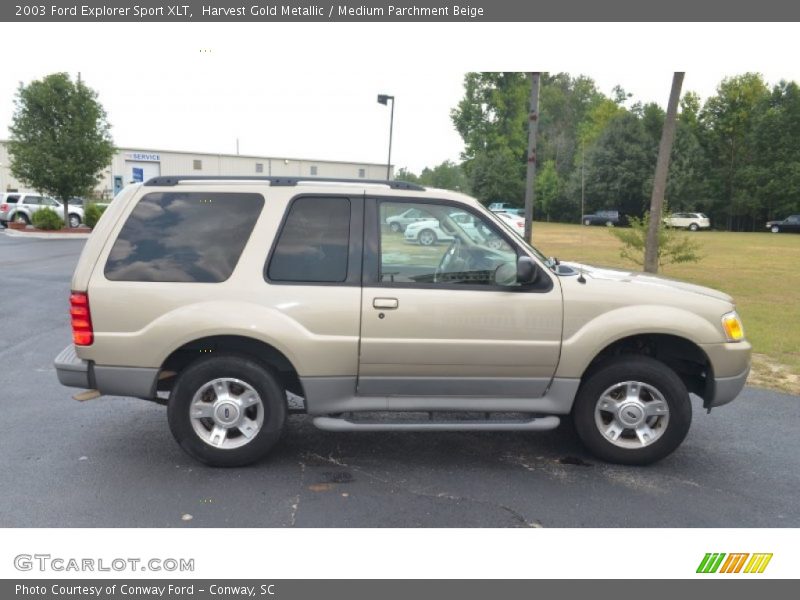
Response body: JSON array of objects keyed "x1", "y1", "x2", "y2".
[{"x1": 1, "y1": 22, "x2": 799, "y2": 174}]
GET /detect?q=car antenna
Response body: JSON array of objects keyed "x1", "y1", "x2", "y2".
[{"x1": 577, "y1": 213, "x2": 587, "y2": 284}]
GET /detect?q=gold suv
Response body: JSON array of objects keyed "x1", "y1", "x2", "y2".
[{"x1": 54, "y1": 177, "x2": 751, "y2": 467}]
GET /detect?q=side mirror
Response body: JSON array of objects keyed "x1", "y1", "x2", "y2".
[{"x1": 517, "y1": 256, "x2": 538, "y2": 284}]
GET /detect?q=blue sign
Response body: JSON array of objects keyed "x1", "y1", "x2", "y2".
[{"x1": 132, "y1": 167, "x2": 144, "y2": 183}]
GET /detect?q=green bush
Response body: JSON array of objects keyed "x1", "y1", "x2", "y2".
[
  {"x1": 609, "y1": 212, "x2": 704, "y2": 270},
  {"x1": 84, "y1": 203, "x2": 107, "y2": 229},
  {"x1": 31, "y1": 207, "x2": 64, "y2": 230}
]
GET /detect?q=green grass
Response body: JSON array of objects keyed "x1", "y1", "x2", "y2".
[{"x1": 530, "y1": 222, "x2": 800, "y2": 393}]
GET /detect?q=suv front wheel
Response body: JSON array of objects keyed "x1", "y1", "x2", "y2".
[
  {"x1": 167, "y1": 355, "x2": 287, "y2": 467},
  {"x1": 572, "y1": 356, "x2": 692, "y2": 465}
]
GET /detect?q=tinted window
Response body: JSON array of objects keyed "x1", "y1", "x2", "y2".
[
  {"x1": 5, "y1": 195, "x2": 20, "y2": 203},
  {"x1": 268, "y1": 197, "x2": 350, "y2": 283},
  {"x1": 24, "y1": 196, "x2": 42, "y2": 205},
  {"x1": 105, "y1": 192, "x2": 263, "y2": 283}
]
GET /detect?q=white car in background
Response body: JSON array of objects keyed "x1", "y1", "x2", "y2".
[
  {"x1": 664, "y1": 212, "x2": 710, "y2": 231},
  {"x1": 404, "y1": 211, "x2": 488, "y2": 246},
  {"x1": 385, "y1": 207, "x2": 434, "y2": 233},
  {"x1": 0, "y1": 193, "x2": 84, "y2": 228},
  {"x1": 495, "y1": 211, "x2": 526, "y2": 237}
]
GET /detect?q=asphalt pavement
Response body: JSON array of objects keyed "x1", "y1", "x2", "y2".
[{"x1": 1, "y1": 231, "x2": 798, "y2": 527}]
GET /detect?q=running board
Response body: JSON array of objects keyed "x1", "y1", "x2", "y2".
[{"x1": 313, "y1": 415, "x2": 560, "y2": 432}]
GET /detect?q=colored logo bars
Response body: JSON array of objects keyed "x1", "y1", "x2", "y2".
[{"x1": 696, "y1": 553, "x2": 773, "y2": 574}]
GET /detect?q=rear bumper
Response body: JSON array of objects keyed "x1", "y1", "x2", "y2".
[
  {"x1": 54, "y1": 344, "x2": 158, "y2": 399},
  {"x1": 54, "y1": 344, "x2": 92, "y2": 389}
]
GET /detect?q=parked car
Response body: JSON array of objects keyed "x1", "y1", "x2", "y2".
[
  {"x1": 403, "y1": 211, "x2": 485, "y2": 246},
  {"x1": 0, "y1": 193, "x2": 84, "y2": 228},
  {"x1": 664, "y1": 212, "x2": 710, "y2": 231},
  {"x1": 765, "y1": 215, "x2": 800, "y2": 233},
  {"x1": 54, "y1": 175, "x2": 750, "y2": 467},
  {"x1": 385, "y1": 207, "x2": 434, "y2": 233},
  {"x1": 582, "y1": 210, "x2": 624, "y2": 227},
  {"x1": 488, "y1": 202, "x2": 524, "y2": 216},
  {"x1": 495, "y1": 210, "x2": 526, "y2": 237},
  {"x1": 66, "y1": 197, "x2": 111, "y2": 210}
]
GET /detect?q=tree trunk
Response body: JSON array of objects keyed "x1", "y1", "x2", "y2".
[
  {"x1": 523, "y1": 73, "x2": 540, "y2": 243},
  {"x1": 63, "y1": 197, "x2": 69, "y2": 228},
  {"x1": 644, "y1": 73, "x2": 684, "y2": 273}
]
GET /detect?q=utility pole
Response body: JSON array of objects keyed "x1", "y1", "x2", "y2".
[
  {"x1": 644, "y1": 72, "x2": 684, "y2": 273},
  {"x1": 377, "y1": 94, "x2": 395, "y2": 179},
  {"x1": 523, "y1": 73, "x2": 540, "y2": 242}
]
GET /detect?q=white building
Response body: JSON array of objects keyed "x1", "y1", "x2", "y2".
[{"x1": 0, "y1": 142, "x2": 393, "y2": 198}]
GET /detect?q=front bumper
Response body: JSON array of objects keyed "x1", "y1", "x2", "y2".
[
  {"x1": 709, "y1": 366, "x2": 750, "y2": 408},
  {"x1": 701, "y1": 341, "x2": 752, "y2": 408}
]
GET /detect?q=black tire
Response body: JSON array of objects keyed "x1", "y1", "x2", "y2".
[
  {"x1": 389, "y1": 222, "x2": 401, "y2": 233},
  {"x1": 583, "y1": 219, "x2": 592, "y2": 226},
  {"x1": 13, "y1": 213, "x2": 30, "y2": 224},
  {"x1": 572, "y1": 355, "x2": 691, "y2": 465},
  {"x1": 605, "y1": 220, "x2": 615, "y2": 227},
  {"x1": 69, "y1": 214, "x2": 81, "y2": 228},
  {"x1": 418, "y1": 228, "x2": 437, "y2": 246},
  {"x1": 771, "y1": 225, "x2": 780, "y2": 233},
  {"x1": 689, "y1": 223, "x2": 699, "y2": 231},
  {"x1": 167, "y1": 354, "x2": 286, "y2": 467}
]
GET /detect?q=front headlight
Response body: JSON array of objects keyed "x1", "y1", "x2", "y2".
[{"x1": 721, "y1": 311, "x2": 745, "y2": 342}]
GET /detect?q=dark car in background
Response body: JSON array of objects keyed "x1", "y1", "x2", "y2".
[
  {"x1": 582, "y1": 210, "x2": 626, "y2": 227},
  {"x1": 766, "y1": 215, "x2": 800, "y2": 233}
]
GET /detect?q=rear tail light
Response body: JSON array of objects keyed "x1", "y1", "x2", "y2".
[
  {"x1": 70, "y1": 292, "x2": 94, "y2": 346},
  {"x1": 0, "y1": 204, "x2": 8, "y2": 212}
]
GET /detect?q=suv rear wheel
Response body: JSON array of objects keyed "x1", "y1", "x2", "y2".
[
  {"x1": 167, "y1": 355, "x2": 286, "y2": 467},
  {"x1": 572, "y1": 356, "x2": 692, "y2": 465}
]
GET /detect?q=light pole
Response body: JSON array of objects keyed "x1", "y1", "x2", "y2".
[{"x1": 377, "y1": 94, "x2": 394, "y2": 180}]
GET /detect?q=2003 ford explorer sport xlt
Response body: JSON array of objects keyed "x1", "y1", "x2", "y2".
[{"x1": 54, "y1": 176, "x2": 751, "y2": 467}]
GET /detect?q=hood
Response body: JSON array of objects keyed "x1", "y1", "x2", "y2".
[
  {"x1": 561, "y1": 262, "x2": 733, "y2": 303},
  {"x1": 765, "y1": 220, "x2": 782, "y2": 226}
]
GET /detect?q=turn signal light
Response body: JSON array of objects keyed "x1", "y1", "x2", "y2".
[
  {"x1": 70, "y1": 292, "x2": 94, "y2": 346},
  {"x1": 721, "y1": 311, "x2": 745, "y2": 342}
]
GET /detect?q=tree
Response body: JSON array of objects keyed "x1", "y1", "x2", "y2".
[
  {"x1": 644, "y1": 72, "x2": 684, "y2": 274},
  {"x1": 535, "y1": 160, "x2": 561, "y2": 221},
  {"x1": 451, "y1": 72, "x2": 529, "y2": 204},
  {"x1": 8, "y1": 73, "x2": 114, "y2": 226},
  {"x1": 746, "y1": 81, "x2": 800, "y2": 222},
  {"x1": 394, "y1": 167, "x2": 420, "y2": 183},
  {"x1": 582, "y1": 111, "x2": 654, "y2": 217},
  {"x1": 610, "y1": 212, "x2": 703, "y2": 269},
  {"x1": 699, "y1": 73, "x2": 769, "y2": 230},
  {"x1": 418, "y1": 160, "x2": 470, "y2": 192}
]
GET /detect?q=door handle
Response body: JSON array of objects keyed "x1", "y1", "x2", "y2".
[{"x1": 373, "y1": 297, "x2": 399, "y2": 310}]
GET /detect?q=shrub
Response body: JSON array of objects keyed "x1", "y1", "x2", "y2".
[
  {"x1": 31, "y1": 207, "x2": 64, "y2": 230},
  {"x1": 609, "y1": 212, "x2": 703, "y2": 270},
  {"x1": 84, "y1": 203, "x2": 107, "y2": 229}
]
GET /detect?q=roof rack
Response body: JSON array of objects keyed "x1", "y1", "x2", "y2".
[{"x1": 143, "y1": 175, "x2": 426, "y2": 191}]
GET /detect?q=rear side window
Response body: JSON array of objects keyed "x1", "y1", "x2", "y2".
[
  {"x1": 5, "y1": 195, "x2": 20, "y2": 203},
  {"x1": 267, "y1": 197, "x2": 350, "y2": 283},
  {"x1": 105, "y1": 192, "x2": 263, "y2": 283}
]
